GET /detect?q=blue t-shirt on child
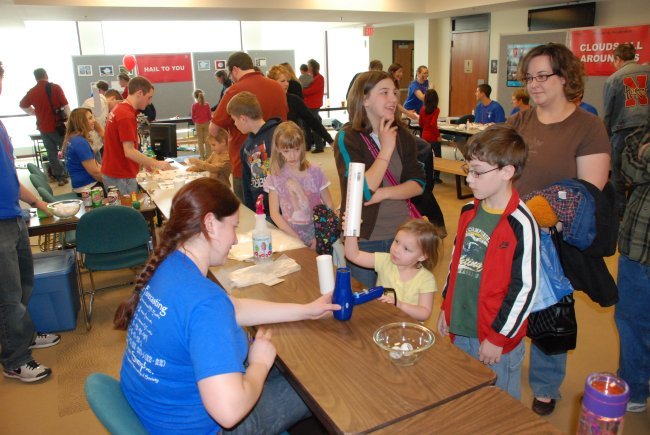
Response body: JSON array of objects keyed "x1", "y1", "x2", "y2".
[{"x1": 120, "y1": 250, "x2": 249, "y2": 434}]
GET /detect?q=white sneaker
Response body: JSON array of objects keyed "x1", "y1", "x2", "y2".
[
  {"x1": 29, "y1": 333, "x2": 61, "y2": 349},
  {"x1": 626, "y1": 401, "x2": 647, "y2": 413},
  {"x1": 3, "y1": 359, "x2": 52, "y2": 383}
]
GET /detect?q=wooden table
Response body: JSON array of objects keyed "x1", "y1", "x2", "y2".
[
  {"x1": 27, "y1": 193, "x2": 158, "y2": 246},
  {"x1": 438, "y1": 124, "x2": 481, "y2": 137},
  {"x1": 211, "y1": 243, "x2": 496, "y2": 434},
  {"x1": 434, "y1": 158, "x2": 473, "y2": 200},
  {"x1": 373, "y1": 386, "x2": 562, "y2": 434}
]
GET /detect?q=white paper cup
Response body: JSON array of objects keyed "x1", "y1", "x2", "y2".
[{"x1": 316, "y1": 254, "x2": 335, "y2": 295}]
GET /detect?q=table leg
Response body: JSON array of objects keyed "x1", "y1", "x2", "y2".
[
  {"x1": 455, "y1": 175, "x2": 473, "y2": 200},
  {"x1": 148, "y1": 217, "x2": 157, "y2": 248}
]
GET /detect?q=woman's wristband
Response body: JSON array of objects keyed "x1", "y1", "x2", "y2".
[{"x1": 376, "y1": 156, "x2": 389, "y2": 164}]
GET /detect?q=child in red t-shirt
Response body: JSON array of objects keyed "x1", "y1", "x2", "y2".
[{"x1": 419, "y1": 89, "x2": 442, "y2": 184}]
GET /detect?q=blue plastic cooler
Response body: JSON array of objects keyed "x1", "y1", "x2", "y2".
[{"x1": 28, "y1": 250, "x2": 80, "y2": 332}]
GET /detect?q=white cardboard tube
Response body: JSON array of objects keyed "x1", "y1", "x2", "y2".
[
  {"x1": 316, "y1": 254, "x2": 335, "y2": 295},
  {"x1": 344, "y1": 162, "x2": 365, "y2": 237}
]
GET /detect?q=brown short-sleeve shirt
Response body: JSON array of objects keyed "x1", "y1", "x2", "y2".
[{"x1": 508, "y1": 108, "x2": 610, "y2": 197}]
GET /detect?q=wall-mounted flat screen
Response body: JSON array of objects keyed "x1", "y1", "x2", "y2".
[{"x1": 528, "y1": 3, "x2": 596, "y2": 31}]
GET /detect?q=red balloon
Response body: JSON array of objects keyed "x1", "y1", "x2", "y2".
[{"x1": 123, "y1": 54, "x2": 136, "y2": 72}]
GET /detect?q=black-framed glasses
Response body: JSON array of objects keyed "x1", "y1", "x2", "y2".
[
  {"x1": 523, "y1": 73, "x2": 557, "y2": 84},
  {"x1": 461, "y1": 163, "x2": 499, "y2": 178}
]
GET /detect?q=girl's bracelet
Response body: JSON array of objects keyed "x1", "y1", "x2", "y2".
[{"x1": 376, "y1": 156, "x2": 389, "y2": 164}]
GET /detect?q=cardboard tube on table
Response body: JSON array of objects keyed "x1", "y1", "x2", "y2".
[
  {"x1": 344, "y1": 162, "x2": 365, "y2": 237},
  {"x1": 316, "y1": 254, "x2": 335, "y2": 295}
]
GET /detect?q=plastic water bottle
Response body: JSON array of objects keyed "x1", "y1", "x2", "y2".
[
  {"x1": 577, "y1": 372, "x2": 629, "y2": 435},
  {"x1": 252, "y1": 194, "x2": 272, "y2": 263},
  {"x1": 332, "y1": 267, "x2": 353, "y2": 321}
]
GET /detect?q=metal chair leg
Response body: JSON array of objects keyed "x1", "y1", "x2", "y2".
[
  {"x1": 76, "y1": 252, "x2": 96, "y2": 331},
  {"x1": 75, "y1": 251, "x2": 91, "y2": 331}
]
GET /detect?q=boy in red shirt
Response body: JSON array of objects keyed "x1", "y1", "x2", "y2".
[
  {"x1": 101, "y1": 76, "x2": 171, "y2": 194},
  {"x1": 438, "y1": 125, "x2": 539, "y2": 399}
]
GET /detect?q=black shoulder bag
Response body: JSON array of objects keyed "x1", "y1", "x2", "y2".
[
  {"x1": 526, "y1": 227, "x2": 578, "y2": 355},
  {"x1": 45, "y1": 82, "x2": 67, "y2": 136}
]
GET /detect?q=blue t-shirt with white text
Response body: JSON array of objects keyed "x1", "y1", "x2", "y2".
[{"x1": 120, "y1": 250, "x2": 249, "y2": 434}]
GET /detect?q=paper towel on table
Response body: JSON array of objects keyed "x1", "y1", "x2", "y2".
[
  {"x1": 228, "y1": 229, "x2": 306, "y2": 261},
  {"x1": 227, "y1": 254, "x2": 301, "y2": 288}
]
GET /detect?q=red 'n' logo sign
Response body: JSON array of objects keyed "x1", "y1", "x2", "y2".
[{"x1": 622, "y1": 74, "x2": 648, "y2": 107}]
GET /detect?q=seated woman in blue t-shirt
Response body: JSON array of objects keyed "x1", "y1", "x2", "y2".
[
  {"x1": 62, "y1": 108, "x2": 103, "y2": 194},
  {"x1": 114, "y1": 178, "x2": 340, "y2": 434}
]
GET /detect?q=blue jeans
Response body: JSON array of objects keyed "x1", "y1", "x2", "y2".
[
  {"x1": 454, "y1": 336, "x2": 526, "y2": 400},
  {"x1": 307, "y1": 109, "x2": 325, "y2": 151},
  {"x1": 347, "y1": 238, "x2": 393, "y2": 288},
  {"x1": 0, "y1": 217, "x2": 36, "y2": 371},
  {"x1": 223, "y1": 367, "x2": 310, "y2": 434},
  {"x1": 41, "y1": 131, "x2": 67, "y2": 180},
  {"x1": 611, "y1": 127, "x2": 635, "y2": 216},
  {"x1": 102, "y1": 175, "x2": 138, "y2": 195},
  {"x1": 529, "y1": 342, "x2": 567, "y2": 400},
  {"x1": 615, "y1": 254, "x2": 650, "y2": 403}
]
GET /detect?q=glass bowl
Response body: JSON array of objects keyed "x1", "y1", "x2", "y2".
[
  {"x1": 47, "y1": 199, "x2": 83, "y2": 219},
  {"x1": 373, "y1": 322, "x2": 435, "y2": 366}
]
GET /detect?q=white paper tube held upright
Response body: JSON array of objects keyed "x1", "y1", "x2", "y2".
[
  {"x1": 316, "y1": 254, "x2": 335, "y2": 295},
  {"x1": 344, "y1": 162, "x2": 365, "y2": 237}
]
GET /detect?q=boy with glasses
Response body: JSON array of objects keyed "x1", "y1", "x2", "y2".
[{"x1": 438, "y1": 124, "x2": 539, "y2": 399}]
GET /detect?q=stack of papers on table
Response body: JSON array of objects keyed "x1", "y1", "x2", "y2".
[{"x1": 225, "y1": 255, "x2": 302, "y2": 288}]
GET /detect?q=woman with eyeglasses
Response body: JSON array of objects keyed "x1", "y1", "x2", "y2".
[{"x1": 507, "y1": 43, "x2": 610, "y2": 416}]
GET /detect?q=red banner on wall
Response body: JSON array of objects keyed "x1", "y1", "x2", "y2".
[
  {"x1": 135, "y1": 54, "x2": 192, "y2": 83},
  {"x1": 570, "y1": 25, "x2": 650, "y2": 76}
]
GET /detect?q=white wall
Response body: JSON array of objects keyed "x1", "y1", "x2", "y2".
[
  {"x1": 488, "y1": 8, "x2": 528, "y2": 102},
  {"x1": 370, "y1": 25, "x2": 414, "y2": 70},
  {"x1": 428, "y1": 18, "x2": 452, "y2": 117},
  {"x1": 595, "y1": 0, "x2": 650, "y2": 27},
  {"x1": 327, "y1": 26, "x2": 369, "y2": 108}
]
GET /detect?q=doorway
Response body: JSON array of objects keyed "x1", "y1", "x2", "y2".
[
  {"x1": 449, "y1": 31, "x2": 489, "y2": 117},
  {"x1": 393, "y1": 40, "x2": 414, "y2": 103}
]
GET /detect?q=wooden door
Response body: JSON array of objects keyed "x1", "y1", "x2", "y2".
[
  {"x1": 393, "y1": 40, "x2": 414, "y2": 103},
  {"x1": 449, "y1": 31, "x2": 489, "y2": 117}
]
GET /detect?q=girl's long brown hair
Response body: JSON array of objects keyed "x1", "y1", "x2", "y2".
[
  {"x1": 347, "y1": 70, "x2": 403, "y2": 135},
  {"x1": 114, "y1": 178, "x2": 240, "y2": 330},
  {"x1": 61, "y1": 107, "x2": 93, "y2": 156}
]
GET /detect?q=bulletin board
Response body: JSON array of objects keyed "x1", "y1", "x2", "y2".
[{"x1": 72, "y1": 50, "x2": 295, "y2": 118}]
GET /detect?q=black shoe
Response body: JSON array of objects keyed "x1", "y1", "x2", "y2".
[
  {"x1": 532, "y1": 398, "x2": 556, "y2": 416},
  {"x1": 311, "y1": 149, "x2": 324, "y2": 154}
]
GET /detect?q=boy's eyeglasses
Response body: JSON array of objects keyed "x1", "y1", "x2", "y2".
[
  {"x1": 461, "y1": 164, "x2": 499, "y2": 178},
  {"x1": 523, "y1": 73, "x2": 557, "y2": 84}
]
